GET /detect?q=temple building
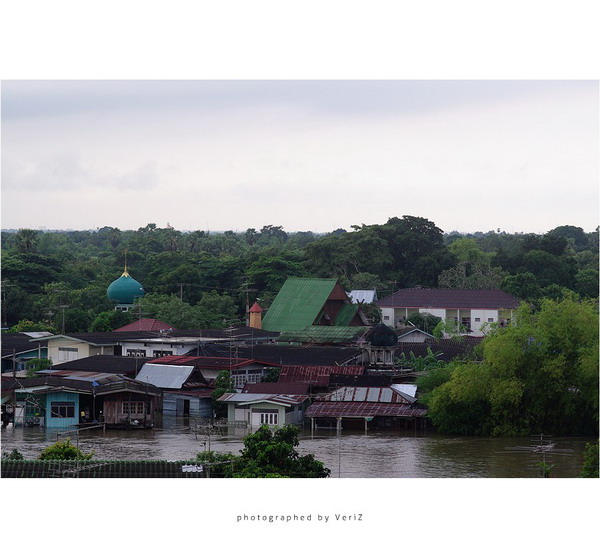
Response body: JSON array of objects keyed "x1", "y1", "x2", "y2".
[{"x1": 107, "y1": 266, "x2": 145, "y2": 311}]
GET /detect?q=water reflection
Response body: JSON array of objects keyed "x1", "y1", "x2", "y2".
[{"x1": 1, "y1": 421, "x2": 590, "y2": 478}]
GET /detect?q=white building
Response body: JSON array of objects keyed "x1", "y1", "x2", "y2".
[{"x1": 376, "y1": 288, "x2": 520, "y2": 337}]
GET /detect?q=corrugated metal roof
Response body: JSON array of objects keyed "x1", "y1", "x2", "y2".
[
  {"x1": 262, "y1": 278, "x2": 338, "y2": 332},
  {"x1": 391, "y1": 384, "x2": 418, "y2": 398},
  {"x1": 305, "y1": 401, "x2": 427, "y2": 418},
  {"x1": 334, "y1": 304, "x2": 359, "y2": 326},
  {"x1": 278, "y1": 365, "x2": 365, "y2": 386},
  {"x1": 277, "y1": 326, "x2": 367, "y2": 344},
  {"x1": 323, "y1": 386, "x2": 416, "y2": 404},
  {"x1": 136, "y1": 363, "x2": 194, "y2": 389},
  {"x1": 347, "y1": 290, "x2": 378, "y2": 304}
]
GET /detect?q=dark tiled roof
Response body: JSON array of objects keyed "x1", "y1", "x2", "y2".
[
  {"x1": 51, "y1": 355, "x2": 151, "y2": 374},
  {"x1": 147, "y1": 355, "x2": 277, "y2": 369},
  {"x1": 1, "y1": 333, "x2": 48, "y2": 358},
  {"x1": 377, "y1": 288, "x2": 520, "y2": 310},
  {"x1": 189, "y1": 343, "x2": 362, "y2": 366}
]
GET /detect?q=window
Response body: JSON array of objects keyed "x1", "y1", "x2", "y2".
[
  {"x1": 383, "y1": 315, "x2": 389, "y2": 321},
  {"x1": 488, "y1": 317, "x2": 494, "y2": 322},
  {"x1": 153, "y1": 350, "x2": 173, "y2": 357},
  {"x1": 122, "y1": 401, "x2": 145, "y2": 415},
  {"x1": 58, "y1": 347, "x2": 79, "y2": 362},
  {"x1": 260, "y1": 412, "x2": 278, "y2": 425},
  {"x1": 127, "y1": 349, "x2": 147, "y2": 357},
  {"x1": 253, "y1": 408, "x2": 279, "y2": 425},
  {"x1": 474, "y1": 317, "x2": 481, "y2": 322},
  {"x1": 51, "y1": 401, "x2": 75, "y2": 418}
]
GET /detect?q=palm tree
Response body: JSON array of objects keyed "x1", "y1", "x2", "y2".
[{"x1": 15, "y1": 229, "x2": 40, "y2": 253}]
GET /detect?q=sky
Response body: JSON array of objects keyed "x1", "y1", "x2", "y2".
[{"x1": 2, "y1": 80, "x2": 598, "y2": 235}]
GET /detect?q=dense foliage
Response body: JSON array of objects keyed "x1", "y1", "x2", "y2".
[
  {"x1": 426, "y1": 298, "x2": 599, "y2": 437},
  {"x1": 197, "y1": 425, "x2": 330, "y2": 478},
  {"x1": 38, "y1": 438, "x2": 94, "y2": 460},
  {"x1": 2, "y1": 217, "x2": 596, "y2": 333},
  {"x1": 580, "y1": 441, "x2": 599, "y2": 478}
]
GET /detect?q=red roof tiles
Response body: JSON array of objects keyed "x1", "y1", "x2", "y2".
[{"x1": 114, "y1": 318, "x2": 174, "y2": 332}]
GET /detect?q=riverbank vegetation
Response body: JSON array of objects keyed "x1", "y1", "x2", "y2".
[{"x1": 425, "y1": 298, "x2": 599, "y2": 437}]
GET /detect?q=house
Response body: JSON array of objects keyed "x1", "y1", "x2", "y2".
[
  {"x1": 144, "y1": 355, "x2": 279, "y2": 389},
  {"x1": 33, "y1": 327, "x2": 279, "y2": 365},
  {"x1": 217, "y1": 392, "x2": 310, "y2": 427},
  {"x1": 305, "y1": 384, "x2": 427, "y2": 431},
  {"x1": 135, "y1": 361, "x2": 212, "y2": 417},
  {"x1": 395, "y1": 326, "x2": 434, "y2": 343},
  {"x1": 50, "y1": 355, "x2": 151, "y2": 377},
  {"x1": 1, "y1": 332, "x2": 49, "y2": 373},
  {"x1": 262, "y1": 277, "x2": 369, "y2": 334},
  {"x1": 377, "y1": 288, "x2": 520, "y2": 336},
  {"x1": 189, "y1": 343, "x2": 363, "y2": 367},
  {"x1": 347, "y1": 289, "x2": 378, "y2": 304},
  {"x1": 278, "y1": 365, "x2": 366, "y2": 389},
  {"x1": 3, "y1": 373, "x2": 161, "y2": 428}
]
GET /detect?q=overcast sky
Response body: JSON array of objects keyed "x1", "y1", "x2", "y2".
[{"x1": 2, "y1": 80, "x2": 598, "y2": 234}]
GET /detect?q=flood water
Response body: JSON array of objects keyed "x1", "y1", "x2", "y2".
[{"x1": 1, "y1": 419, "x2": 592, "y2": 478}]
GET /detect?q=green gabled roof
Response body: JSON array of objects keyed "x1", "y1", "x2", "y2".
[
  {"x1": 334, "y1": 304, "x2": 359, "y2": 326},
  {"x1": 262, "y1": 278, "x2": 338, "y2": 332},
  {"x1": 277, "y1": 326, "x2": 368, "y2": 344}
]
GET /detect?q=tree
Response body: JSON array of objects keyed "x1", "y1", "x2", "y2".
[
  {"x1": 25, "y1": 358, "x2": 53, "y2": 377},
  {"x1": 89, "y1": 310, "x2": 133, "y2": 332},
  {"x1": 427, "y1": 299, "x2": 599, "y2": 436},
  {"x1": 14, "y1": 228, "x2": 40, "y2": 254},
  {"x1": 8, "y1": 319, "x2": 56, "y2": 333},
  {"x1": 437, "y1": 261, "x2": 506, "y2": 289},
  {"x1": 405, "y1": 311, "x2": 441, "y2": 334},
  {"x1": 211, "y1": 370, "x2": 236, "y2": 417},
  {"x1": 580, "y1": 441, "x2": 599, "y2": 478},
  {"x1": 38, "y1": 438, "x2": 94, "y2": 460},
  {"x1": 199, "y1": 425, "x2": 330, "y2": 478}
]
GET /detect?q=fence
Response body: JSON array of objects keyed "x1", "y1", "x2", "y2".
[{"x1": 1, "y1": 459, "x2": 209, "y2": 478}]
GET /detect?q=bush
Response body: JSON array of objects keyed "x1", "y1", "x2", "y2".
[{"x1": 38, "y1": 438, "x2": 94, "y2": 460}]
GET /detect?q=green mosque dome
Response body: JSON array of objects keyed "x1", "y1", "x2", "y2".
[{"x1": 107, "y1": 268, "x2": 145, "y2": 305}]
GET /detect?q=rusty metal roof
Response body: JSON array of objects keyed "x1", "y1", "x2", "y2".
[
  {"x1": 278, "y1": 365, "x2": 365, "y2": 386},
  {"x1": 243, "y1": 382, "x2": 310, "y2": 395},
  {"x1": 305, "y1": 401, "x2": 427, "y2": 418}
]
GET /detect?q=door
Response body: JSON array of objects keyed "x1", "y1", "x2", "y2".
[
  {"x1": 104, "y1": 401, "x2": 116, "y2": 424},
  {"x1": 183, "y1": 399, "x2": 190, "y2": 417}
]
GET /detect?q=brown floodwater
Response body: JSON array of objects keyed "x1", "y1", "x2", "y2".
[{"x1": 1, "y1": 418, "x2": 593, "y2": 478}]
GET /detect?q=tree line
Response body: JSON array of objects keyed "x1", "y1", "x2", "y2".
[{"x1": 1, "y1": 216, "x2": 598, "y2": 333}]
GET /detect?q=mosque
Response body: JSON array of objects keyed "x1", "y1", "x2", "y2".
[{"x1": 107, "y1": 265, "x2": 145, "y2": 311}]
